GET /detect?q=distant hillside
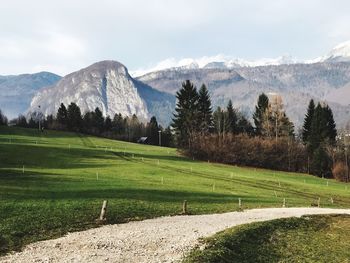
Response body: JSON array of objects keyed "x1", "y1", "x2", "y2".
[
  {"x1": 0, "y1": 72, "x2": 61, "y2": 119},
  {"x1": 138, "y1": 62, "x2": 350, "y2": 128}
]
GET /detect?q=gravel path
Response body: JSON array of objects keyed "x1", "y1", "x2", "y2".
[{"x1": 2, "y1": 207, "x2": 350, "y2": 263}]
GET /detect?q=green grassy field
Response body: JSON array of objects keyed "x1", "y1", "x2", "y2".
[
  {"x1": 184, "y1": 214, "x2": 350, "y2": 263},
  {"x1": 1, "y1": 126, "x2": 350, "y2": 255}
]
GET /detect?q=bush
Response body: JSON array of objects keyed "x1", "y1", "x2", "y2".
[
  {"x1": 189, "y1": 133, "x2": 308, "y2": 173},
  {"x1": 332, "y1": 162, "x2": 349, "y2": 182}
]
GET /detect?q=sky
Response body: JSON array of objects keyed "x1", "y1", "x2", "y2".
[{"x1": 1, "y1": 0, "x2": 350, "y2": 76}]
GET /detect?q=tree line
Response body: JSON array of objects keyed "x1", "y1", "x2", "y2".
[
  {"x1": 12, "y1": 103, "x2": 174, "y2": 147},
  {"x1": 172, "y1": 80, "x2": 348, "y2": 180}
]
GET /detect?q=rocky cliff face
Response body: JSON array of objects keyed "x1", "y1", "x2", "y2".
[{"x1": 29, "y1": 61, "x2": 150, "y2": 121}]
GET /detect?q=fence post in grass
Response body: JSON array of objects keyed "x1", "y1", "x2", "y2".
[
  {"x1": 330, "y1": 197, "x2": 334, "y2": 204},
  {"x1": 278, "y1": 181, "x2": 281, "y2": 187},
  {"x1": 274, "y1": 191, "x2": 277, "y2": 197},
  {"x1": 327, "y1": 181, "x2": 329, "y2": 186},
  {"x1": 318, "y1": 197, "x2": 321, "y2": 207},
  {"x1": 282, "y1": 198, "x2": 286, "y2": 208},
  {"x1": 238, "y1": 198, "x2": 241, "y2": 208},
  {"x1": 98, "y1": 200, "x2": 108, "y2": 223},
  {"x1": 212, "y1": 183, "x2": 215, "y2": 192},
  {"x1": 182, "y1": 200, "x2": 188, "y2": 215},
  {"x1": 96, "y1": 172, "x2": 99, "y2": 180}
]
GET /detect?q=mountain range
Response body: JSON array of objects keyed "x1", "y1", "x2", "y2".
[
  {"x1": 0, "y1": 72, "x2": 61, "y2": 119},
  {"x1": 1, "y1": 41, "x2": 350, "y2": 128},
  {"x1": 131, "y1": 40, "x2": 350, "y2": 76}
]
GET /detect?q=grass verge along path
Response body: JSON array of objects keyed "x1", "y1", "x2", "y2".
[{"x1": 184, "y1": 214, "x2": 350, "y2": 263}]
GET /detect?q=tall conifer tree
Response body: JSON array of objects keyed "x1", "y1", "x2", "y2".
[
  {"x1": 197, "y1": 84, "x2": 213, "y2": 133},
  {"x1": 302, "y1": 99, "x2": 315, "y2": 144},
  {"x1": 253, "y1": 93, "x2": 269, "y2": 135},
  {"x1": 172, "y1": 80, "x2": 199, "y2": 148},
  {"x1": 226, "y1": 100, "x2": 238, "y2": 134}
]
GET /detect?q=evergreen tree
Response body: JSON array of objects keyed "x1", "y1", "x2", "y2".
[
  {"x1": 197, "y1": 84, "x2": 213, "y2": 133},
  {"x1": 308, "y1": 103, "x2": 324, "y2": 152},
  {"x1": 311, "y1": 146, "x2": 332, "y2": 178},
  {"x1": 93, "y1": 107, "x2": 105, "y2": 133},
  {"x1": 147, "y1": 116, "x2": 159, "y2": 145},
  {"x1": 302, "y1": 99, "x2": 315, "y2": 144},
  {"x1": 237, "y1": 114, "x2": 254, "y2": 135},
  {"x1": 172, "y1": 80, "x2": 199, "y2": 148},
  {"x1": 323, "y1": 104, "x2": 337, "y2": 145},
  {"x1": 226, "y1": 100, "x2": 238, "y2": 134},
  {"x1": 67, "y1": 102, "x2": 82, "y2": 131},
  {"x1": 0, "y1": 109, "x2": 7, "y2": 126},
  {"x1": 56, "y1": 103, "x2": 68, "y2": 128},
  {"x1": 83, "y1": 111, "x2": 94, "y2": 133},
  {"x1": 104, "y1": 116, "x2": 112, "y2": 132},
  {"x1": 127, "y1": 114, "x2": 142, "y2": 141},
  {"x1": 16, "y1": 115, "x2": 28, "y2": 127},
  {"x1": 308, "y1": 102, "x2": 338, "y2": 177},
  {"x1": 28, "y1": 117, "x2": 37, "y2": 128},
  {"x1": 309, "y1": 103, "x2": 337, "y2": 151},
  {"x1": 253, "y1": 93, "x2": 269, "y2": 135},
  {"x1": 112, "y1": 113, "x2": 125, "y2": 135},
  {"x1": 162, "y1": 126, "x2": 174, "y2": 147}
]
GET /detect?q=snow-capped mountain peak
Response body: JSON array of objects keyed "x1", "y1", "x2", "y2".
[
  {"x1": 131, "y1": 54, "x2": 297, "y2": 77},
  {"x1": 323, "y1": 41, "x2": 350, "y2": 62},
  {"x1": 131, "y1": 40, "x2": 350, "y2": 77}
]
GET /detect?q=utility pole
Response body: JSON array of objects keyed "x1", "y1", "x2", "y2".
[
  {"x1": 345, "y1": 134, "x2": 349, "y2": 182},
  {"x1": 158, "y1": 130, "x2": 162, "y2": 146},
  {"x1": 38, "y1": 105, "x2": 41, "y2": 131}
]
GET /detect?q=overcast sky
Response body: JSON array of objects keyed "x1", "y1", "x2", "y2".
[{"x1": 1, "y1": 0, "x2": 350, "y2": 76}]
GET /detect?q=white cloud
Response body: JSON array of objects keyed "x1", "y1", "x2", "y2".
[{"x1": 1, "y1": 0, "x2": 350, "y2": 75}]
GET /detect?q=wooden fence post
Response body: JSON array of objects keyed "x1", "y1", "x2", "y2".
[
  {"x1": 97, "y1": 200, "x2": 108, "y2": 223},
  {"x1": 182, "y1": 200, "x2": 188, "y2": 215}
]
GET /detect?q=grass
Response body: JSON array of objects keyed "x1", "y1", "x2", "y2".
[
  {"x1": 183, "y1": 214, "x2": 350, "y2": 263},
  {"x1": 1, "y1": 126, "x2": 350, "y2": 255}
]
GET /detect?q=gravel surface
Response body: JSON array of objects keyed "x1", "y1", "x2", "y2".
[{"x1": 1, "y1": 207, "x2": 350, "y2": 263}]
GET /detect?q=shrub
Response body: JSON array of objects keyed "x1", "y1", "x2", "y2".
[
  {"x1": 332, "y1": 162, "x2": 349, "y2": 182},
  {"x1": 189, "y1": 133, "x2": 308, "y2": 173}
]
